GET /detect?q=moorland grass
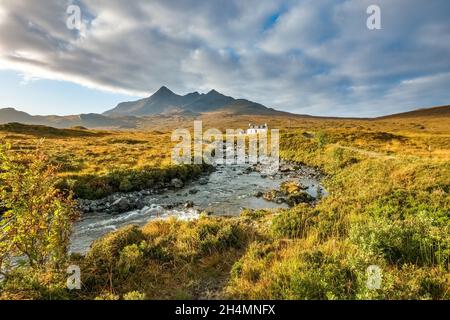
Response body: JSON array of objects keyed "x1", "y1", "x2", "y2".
[{"x1": 0, "y1": 116, "x2": 449, "y2": 300}]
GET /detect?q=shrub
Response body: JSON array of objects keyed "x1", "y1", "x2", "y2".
[
  {"x1": 0, "y1": 144, "x2": 79, "y2": 272},
  {"x1": 0, "y1": 267, "x2": 71, "y2": 300},
  {"x1": 123, "y1": 291, "x2": 146, "y2": 300},
  {"x1": 367, "y1": 189, "x2": 450, "y2": 224},
  {"x1": 228, "y1": 248, "x2": 358, "y2": 300},
  {"x1": 350, "y1": 214, "x2": 450, "y2": 268},
  {"x1": 177, "y1": 218, "x2": 247, "y2": 256},
  {"x1": 230, "y1": 241, "x2": 276, "y2": 282},
  {"x1": 316, "y1": 131, "x2": 329, "y2": 148},
  {"x1": 94, "y1": 292, "x2": 120, "y2": 300},
  {"x1": 240, "y1": 209, "x2": 270, "y2": 220},
  {"x1": 272, "y1": 205, "x2": 318, "y2": 238},
  {"x1": 268, "y1": 250, "x2": 357, "y2": 300},
  {"x1": 86, "y1": 225, "x2": 146, "y2": 269},
  {"x1": 118, "y1": 244, "x2": 144, "y2": 274}
]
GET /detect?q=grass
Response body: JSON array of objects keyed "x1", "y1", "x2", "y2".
[
  {"x1": 0, "y1": 125, "x2": 211, "y2": 199},
  {"x1": 0, "y1": 113, "x2": 449, "y2": 300}
]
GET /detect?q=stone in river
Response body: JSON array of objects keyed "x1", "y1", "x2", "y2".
[
  {"x1": 184, "y1": 201, "x2": 194, "y2": 208},
  {"x1": 171, "y1": 178, "x2": 184, "y2": 188}
]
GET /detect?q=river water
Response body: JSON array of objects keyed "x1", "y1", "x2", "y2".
[{"x1": 69, "y1": 162, "x2": 325, "y2": 253}]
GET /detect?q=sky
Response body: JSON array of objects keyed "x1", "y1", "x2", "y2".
[{"x1": 0, "y1": 0, "x2": 449, "y2": 117}]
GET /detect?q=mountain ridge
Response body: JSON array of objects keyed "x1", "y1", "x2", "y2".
[
  {"x1": 103, "y1": 86, "x2": 287, "y2": 116},
  {"x1": 1, "y1": 86, "x2": 449, "y2": 129}
]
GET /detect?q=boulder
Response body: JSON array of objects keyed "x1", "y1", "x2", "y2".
[
  {"x1": 184, "y1": 201, "x2": 194, "y2": 208},
  {"x1": 253, "y1": 191, "x2": 264, "y2": 198},
  {"x1": 171, "y1": 178, "x2": 184, "y2": 188},
  {"x1": 111, "y1": 197, "x2": 131, "y2": 212}
]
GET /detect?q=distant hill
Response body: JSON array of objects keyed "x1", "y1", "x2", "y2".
[
  {"x1": 104, "y1": 86, "x2": 291, "y2": 116},
  {"x1": 0, "y1": 122, "x2": 104, "y2": 137},
  {"x1": 377, "y1": 105, "x2": 450, "y2": 119},
  {"x1": 0, "y1": 108, "x2": 137, "y2": 129}
]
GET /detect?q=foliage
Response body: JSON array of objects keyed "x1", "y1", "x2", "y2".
[
  {"x1": 1, "y1": 116, "x2": 450, "y2": 300},
  {"x1": 0, "y1": 144, "x2": 79, "y2": 273},
  {"x1": 78, "y1": 217, "x2": 253, "y2": 299},
  {"x1": 271, "y1": 205, "x2": 318, "y2": 239},
  {"x1": 350, "y1": 214, "x2": 450, "y2": 268}
]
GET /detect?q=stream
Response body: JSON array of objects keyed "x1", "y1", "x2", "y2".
[{"x1": 69, "y1": 161, "x2": 325, "y2": 253}]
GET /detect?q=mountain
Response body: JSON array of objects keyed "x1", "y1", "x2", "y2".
[
  {"x1": 0, "y1": 107, "x2": 35, "y2": 123},
  {"x1": 0, "y1": 108, "x2": 137, "y2": 129},
  {"x1": 104, "y1": 86, "x2": 199, "y2": 116},
  {"x1": 3, "y1": 86, "x2": 448, "y2": 130},
  {"x1": 104, "y1": 86, "x2": 289, "y2": 116},
  {"x1": 377, "y1": 105, "x2": 450, "y2": 119}
]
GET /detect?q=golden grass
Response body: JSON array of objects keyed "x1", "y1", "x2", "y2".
[{"x1": 1, "y1": 113, "x2": 449, "y2": 300}]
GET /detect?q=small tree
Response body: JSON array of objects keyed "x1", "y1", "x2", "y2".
[{"x1": 0, "y1": 144, "x2": 79, "y2": 274}]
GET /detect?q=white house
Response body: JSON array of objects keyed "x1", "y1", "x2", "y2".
[{"x1": 247, "y1": 123, "x2": 268, "y2": 134}]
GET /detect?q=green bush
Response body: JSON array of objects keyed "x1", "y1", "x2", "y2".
[
  {"x1": 272, "y1": 205, "x2": 318, "y2": 238},
  {"x1": 367, "y1": 189, "x2": 450, "y2": 224},
  {"x1": 119, "y1": 244, "x2": 144, "y2": 274},
  {"x1": 240, "y1": 209, "x2": 270, "y2": 220},
  {"x1": 86, "y1": 225, "x2": 146, "y2": 270},
  {"x1": 268, "y1": 250, "x2": 357, "y2": 300},
  {"x1": 123, "y1": 291, "x2": 146, "y2": 300},
  {"x1": 0, "y1": 144, "x2": 78, "y2": 271},
  {"x1": 230, "y1": 241, "x2": 276, "y2": 282},
  {"x1": 350, "y1": 214, "x2": 450, "y2": 268}
]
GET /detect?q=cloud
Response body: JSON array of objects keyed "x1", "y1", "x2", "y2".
[{"x1": 0, "y1": 0, "x2": 449, "y2": 116}]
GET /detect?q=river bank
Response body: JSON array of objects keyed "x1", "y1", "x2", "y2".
[{"x1": 70, "y1": 160, "x2": 326, "y2": 253}]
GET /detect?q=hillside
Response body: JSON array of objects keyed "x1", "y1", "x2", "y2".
[
  {"x1": 0, "y1": 122, "x2": 103, "y2": 138},
  {"x1": 0, "y1": 108, "x2": 137, "y2": 129},
  {"x1": 377, "y1": 105, "x2": 450, "y2": 119}
]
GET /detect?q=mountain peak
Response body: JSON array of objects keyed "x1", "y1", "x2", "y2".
[
  {"x1": 207, "y1": 89, "x2": 220, "y2": 95},
  {"x1": 153, "y1": 86, "x2": 175, "y2": 96}
]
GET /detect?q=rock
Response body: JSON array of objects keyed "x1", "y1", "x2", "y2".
[
  {"x1": 111, "y1": 197, "x2": 131, "y2": 212},
  {"x1": 189, "y1": 189, "x2": 199, "y2": 194},
  {"x1": 280, "y1": 181, "x2": 307, "y2": 194},
  {"x1": 286, "y1": 192, "x2": 314, "y2": 206},
  {"x1": 244, "y1": 167, "x2": 253, "y2": 174},
  {"x1": 171, "y1": 178, "x2": 184, "y2": 188},
  {"x1": 253, "y1": 191, "x2": 264, "y2": 198},
  {"x1": 198, "y1": 178, "x2": 209, "y2": 185},
  {"x1": 263, "y1": 190, "x2": 280, "y2": 201},
  {"x1": 184, "y1": 201, "x2": 194, "y2": 208}
]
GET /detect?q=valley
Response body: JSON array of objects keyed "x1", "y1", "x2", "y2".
[{"x1": 1, "y1": 105, "x2": 449, "y2": 300}]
